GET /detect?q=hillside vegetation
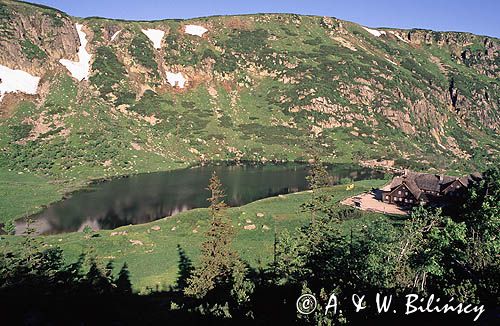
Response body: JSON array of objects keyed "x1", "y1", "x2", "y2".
[
  {"x1": 1, "y1": 179, "x2": 388, "y2": 291},
  {"x1": 0, "y1": 0, "x2": 498, "y2": 221}
]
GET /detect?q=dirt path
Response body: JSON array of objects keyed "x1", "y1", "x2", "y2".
[{"x1": 342, "y1": 192, "x2": 408, "y2": 216}]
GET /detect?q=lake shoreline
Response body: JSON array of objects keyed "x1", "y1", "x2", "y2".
[{"x1": 15, "y1": 162, "x2": 384, "y2": 235}]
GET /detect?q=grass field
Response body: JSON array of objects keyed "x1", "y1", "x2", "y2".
[
  {"x1": 0, "y1": 169, "x2": 66, "y2": 225},
  {"x1": 0, "y1": 179, "x2": 390, "y2": 292}
]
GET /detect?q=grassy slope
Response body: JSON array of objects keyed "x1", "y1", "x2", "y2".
[
  {"x1": 0, "y1": 169, "x2": 63, "y2": 224},
  {"x1": 0, "y1": 179, "x2": 389, "y2": 292}
]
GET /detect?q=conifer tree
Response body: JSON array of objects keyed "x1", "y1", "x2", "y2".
[
  {"x1": 2, "y1": 219, "x2": 16, "y2": 235},
  {"x1": 105, "y1": 260, "x2": 115, "y2": 285},
  {"x1": 184, "y1": 172, "x2": 253, "y2": 303},
  {"x1": 304, "y1": 152, "x2": 333, "y2": 226},
  {"x1": 116, "y1": 263, "x2": 132, "y2": 295},
  {"x1": 86, "y1": 256, "x2": 112, "y2": 294},
  {"x1": 21, "y1": 218, "x2": 40, "y2": 273},
  {"x1": 276, "y1": 150, "x2": 346, "y2": 287},
  {"x1": 303, "y1": 152, "x2": 338, "y2": 252},
  {"x1": 176, "y1": 244, "x2": 194, "y2": 290}
]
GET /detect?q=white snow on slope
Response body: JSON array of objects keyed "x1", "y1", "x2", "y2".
[
  {"x1": 111, "y1": 30, "x2": 121, "y2": 42},
  {"x1": 184, "y1": 25, "x2": 208, "y2": 37},
  {"x1": 166, "y1": 72, "x2": 187, "y2": 88},
  {"x1": 0, "y1": 64, "x2": 41, "y2": 101},
  {"x1": 59, "y1": 23, "x2": 92, "y2": 81},
  {"x1": 142, "y1": 29, "x2": 165, "y2": 49},
  {"x1": 362, "y1": 26, "x2": 386, "y2": 37}
]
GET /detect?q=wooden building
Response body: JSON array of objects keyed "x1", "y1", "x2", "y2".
[{"x1": 381, "y1": 171, "x2": 482, "y2": 206}]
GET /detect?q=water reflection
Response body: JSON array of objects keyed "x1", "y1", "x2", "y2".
[{"x1": 16, "y1": 163, "x2": 382, "y2": 235}]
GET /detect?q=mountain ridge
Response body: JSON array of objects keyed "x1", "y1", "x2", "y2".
[
  {"x1": 17, "y1": 0, "x2": 500, "y2": 38},
  {"x1": 0, "y1": 0, "x2": 498, "y2": 187}
]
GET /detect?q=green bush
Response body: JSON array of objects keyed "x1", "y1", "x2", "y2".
[
  {"x1": 339, "y1": 177, "x2": 353, "y2": 185},
  {"x1": 129, "y1": 90, "x2": 172, "y2": 117},
  {"x1": 43, "y1": 11, "x2": 64, "y2": 27},
  {"x1": 90, "y1": 46, "x2": 128, "y2": 98},
  {"x1": 9, "y1": 124, "x2": 32, "y2": 141},
  {"x1": 128, "y1": 33, "x2": 159, "y2": 77},
  {"x1": 21, "y1": 39, "x2": 47, "y2": 60}
]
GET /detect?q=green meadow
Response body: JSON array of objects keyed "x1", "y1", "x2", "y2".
[{"x1": 0, "y1": 179, "x2": 389, "y2": 292}]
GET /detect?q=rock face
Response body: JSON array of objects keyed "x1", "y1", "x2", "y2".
[
  {"x1": 0, "y1": 1, "x2": 498, "y2": 176},
  {"x1": 0, "y1": 1, "x2": 80, "y2": 75}
]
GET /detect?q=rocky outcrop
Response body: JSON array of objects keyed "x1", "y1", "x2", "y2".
[{"x1": 0, "y1": 1, "x2": 80, "y2": 75}]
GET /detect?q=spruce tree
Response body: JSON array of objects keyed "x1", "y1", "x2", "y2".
[
  {"x1": 184, "y1": 172, "x2": 253, "y2": 303},
  {"x1": 2, "y1": 219, "x2": 16, "y2": 235},
  {"x1": 276, "y1": 151, "x2": 346, "y2": 287},
  {"x1": 304, "y1": 153, "x2": 333, "y2": 225},
  {"x1": 116, "y1": 263, "x2": 132, "y2": 295},
  {"x1": 303, "y1": 152, "x2": 338, "y2": 252},
  {"x1": 176, "y1": 244, "x2": 194, "y2": 291}
]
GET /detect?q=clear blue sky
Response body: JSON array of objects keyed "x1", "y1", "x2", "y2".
[{"x1": 25, "y1": 0, "x2": 500, "y2": 38}]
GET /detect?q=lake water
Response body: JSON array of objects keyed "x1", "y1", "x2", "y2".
[{"x1": 17, "y1": 163, "x2": 382, "y2": 235}]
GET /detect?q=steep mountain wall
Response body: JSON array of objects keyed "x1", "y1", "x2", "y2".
[{"x1": 0, "y1": 0, "x2": 498, "y2": 179}]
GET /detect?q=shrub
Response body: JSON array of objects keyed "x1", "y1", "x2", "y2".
[
  {"x1": 21, "y1": 39, "x2": 47, "y2": 60},
  {"x1": 90, "y1": 46, "x2": 128, "y2": 98},
  {"x1": 128, "y1": 33, "x2": 159, "y2": 77},
  {"x1": 9, "y1": 124, "x2": 32, "y2": 141}
]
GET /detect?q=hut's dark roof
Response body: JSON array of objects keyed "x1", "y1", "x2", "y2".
[
  {"x1": 413, "y1": 173, "x2": 441, "y2": 192},
  {"x1": 383, "y1": 171, "x2": 482, "y2": 200}
]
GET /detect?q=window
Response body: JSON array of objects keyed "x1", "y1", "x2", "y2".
[
  {"x1": 398, "y1": 190, "x2": 401, "y2": 195},
  {"x1": 409, "y1": 199, "x2": 413, "y2": 203},
  {"x1": 385, "y1": 196, "x2": 389, "y2": 200},
  {"x1": 405, "y1": 191, "x2": 408, "y2": 195}
]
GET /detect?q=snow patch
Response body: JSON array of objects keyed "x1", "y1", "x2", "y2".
[
  {"x1": 362, "y1": 26, "x2": 386, "y2": 37},
  {"x1": 166, "y1": 72, "x2": 187, "y2": 88},
  {"x1": 111, "y1": 30, "x2": 121, "y2": 42},
  {"x1": 184, "y1": 25, "x2": 208, "y2": 37},
  {"x1": 59, "y1": 23, "x2": 92, "y2": 81},
  {"x1": 0, "y1": 64, "x2": 41, "y2": 101},
  {"x1": 142, "y1": 29, "x2": 165, "y2": 49}
]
